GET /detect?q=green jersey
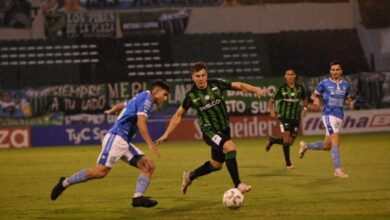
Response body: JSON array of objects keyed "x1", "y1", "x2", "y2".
[
  {"x1": 273, "y1": 83, "x2": 306, "y2": 121},
  {"x1": 182, "y1": 79, "x2": 231, "y2": 132}
]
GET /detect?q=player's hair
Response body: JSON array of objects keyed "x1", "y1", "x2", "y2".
[
  {"x1": 330, "y1": 60, "x2": 342, "y2": 68},
  {"x1": 285, "y1": 68, "x2": 296, "y2": 74},
  {"x1": 191, "y1": 61, "x2": 207, "y2": 74},
  {"x1": 152, "y1": 80, "x2": 170, "y2": 93}
]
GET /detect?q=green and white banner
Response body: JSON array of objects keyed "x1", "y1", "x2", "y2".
[{"x1": 45, "y1": 12, "x2": 116, "y2": 38}]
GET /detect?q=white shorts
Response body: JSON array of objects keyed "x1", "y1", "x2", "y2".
[
  {"x1": 322, "y1": 115, "x2": 342, "y2": 136},
  {"x1": 97, "y1": 133, "x2": 144, "y2": 168}
]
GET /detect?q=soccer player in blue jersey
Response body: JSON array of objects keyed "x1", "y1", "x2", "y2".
[
  {"x1": 50, "y1": 80, "x2": 171, "y2": 208},
  {"x1": 299, "y1": 60, "x2": 353, "y2": 178}
]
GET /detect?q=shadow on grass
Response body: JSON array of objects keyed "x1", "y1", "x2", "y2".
[
  {"x1": 249, "y1": 169, "x2": 306, "y2": 177},
  {"x1": 297, "y1": 176, "x2": 335, "y2": 183},
  {"x1": 154, "y1": 199, "x2": 219, "y2": 214}
]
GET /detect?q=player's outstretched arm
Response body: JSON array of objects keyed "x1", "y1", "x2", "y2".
[
  {"x1": 155, "y1": 106, "x2": 186, "y2": 145},
  {"x1": 137, "y1": 114, "x2": 160, "y2": 157},
  {"x1": 268, "y1": 97, "x2": 276, "y2": 118},
  {"x1": 104, "y1": 103, "x2": 125, "y2": 115},
  {"x1": 308, "y1": 92, "x2": 321, "y2": 112},
  {"x1": 345, "y1": 97, "x2": 354, "y2": 110},
  {"x1": 301, "y1": 97, "x2": 309, "y2": 117},
  {"x1": 231, "y1": 82, "x2": 269, "y2": 97}
]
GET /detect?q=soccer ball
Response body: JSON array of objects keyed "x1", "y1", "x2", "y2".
[{"x1": 222, "y1": 188, "x2": 244, "y2": 209}]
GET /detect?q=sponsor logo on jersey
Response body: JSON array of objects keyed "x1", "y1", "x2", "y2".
[
  {"x1": 200, "y1": 99, "x2": 221, "y2": 112},
  {"x1": 282, "y1": 98, "x2": 299, "y2": 102}
]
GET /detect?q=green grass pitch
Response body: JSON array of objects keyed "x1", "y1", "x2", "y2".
[{"x1": 0, "y1": 132, "x2": 390, "y2": 220}]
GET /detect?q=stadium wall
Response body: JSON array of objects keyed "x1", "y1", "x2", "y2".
[{"x1": 186, "y1": 2, "x2": 354, "y2": 34}]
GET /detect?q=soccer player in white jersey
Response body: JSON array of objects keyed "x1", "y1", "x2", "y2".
[
  {"x1": 299, "y1": 60, "x2": 353, "y2": 178},
  {"x1": 50, "y1": 80, "x2": 170, "y2": 208}
]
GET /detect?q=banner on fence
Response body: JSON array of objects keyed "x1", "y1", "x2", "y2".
[
  {"x1": 301, "y1": 109, "x2": 390, "y2": 136},
  {"x1": 168, "y1": 115, "x2": 281, "y2": 141},
  {"x1": 45, "y1": 11, "x2": 116, "y2": 38},
  {"x1": 1, "y1": 79, "x2": 277, "y2": 125},
  {"x1": 79, "y1": 0, "x2": 223, "y2": 9},
  {"x1": 0, "y1": 127, "x2": 31, "y2": 148},
  {"x1": 31, "y1": 120, "x2": 166, "y2": 146}
]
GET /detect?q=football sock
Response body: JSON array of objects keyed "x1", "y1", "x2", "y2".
[
  {"x1": 282, "y1": 143, "x2": 292, "y2": 166},
  {"x1": 272, "y1": 137, "x2": 284, "y2": 145},
  {"x1": 225, "y1": 151, "x2": 241, "y2": 187},
  {"x1": 64, "y1": 169, "x2": 87, "y2": 187},
  {"x1": 307, "y1": 141, "x2": 324, "y2": 150},
  {"x1": 134, "y1": 173, "x2": 150, "y2": 197},
  {"x1": 190, "y1": 161, "x2": 218, "y2": 181},
  {"x1": 331, "y1": 146, "x2": 341, "y2": 169}
]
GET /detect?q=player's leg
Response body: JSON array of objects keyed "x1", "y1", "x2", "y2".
[
  {"x1": 288, "y1": 135, "x2": 297, "y2": 167},
  {"x1": 329, "y1": 132, "x2": 341, "y2": 168},
  {"x1": 50, "y1": 164, "x2": 111, "y2": 201},
  {"x1": 133, "y1": 156, "x2": 158, "y2": 207},
  {"x1": 282, "y1": 131, "x2": 293, "y2": 168},
  {"x1": 285, "y1": 122, "x2": 299, "y2": 168},
  {"x1": 223, "y1": 140, "x2": 251, "y2": 193},
  {"x1": 265, "y1": 122, "x2": 284, "y2": 151},
  {"x1": 120, "y1": 143, "x2": 158, "y2": 207},
  {"x1": 322, "y1": 134, "x2": 332, "y2": 151},
  {"x1": 51, "y1": 133, "x2": 122, "y2": 201},
  {"x1": 326, "y1": 116, "x2": 348, "y2": 177},
  {"x1": 65, "y1": 164, "x2": 111, "y2": 186},
  {"x1": 181, "y1": 149, "x2": 223, "y2": 195},
  {"x1": 203, "y1": 128, "x2": 247, "y2": 192},
  {"x1": 299, "y1": 116, "x2": 329, "y2": 158}
]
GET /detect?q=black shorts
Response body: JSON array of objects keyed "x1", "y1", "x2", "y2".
[
  {"x1": 279, "y1": 119, "x2": 299, "y2": 137},
  {"x1": 203, "y1": 128, "x2": 231, "y2": 163}
]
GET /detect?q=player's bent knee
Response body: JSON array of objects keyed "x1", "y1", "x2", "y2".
[
  {"x1": 213, "y1": 166, "x2": 223, "y2": 171},
  {"x1": 91, "y1": 170, "x2": 108, "y2": 179},
  {"x1": 211, "y1": 164, "x2": 223, "y2": 171},
  {"x1": 98, "y1": 171, "x2": 108, "y2": 178},
  {"x1": 130, "y1": 155, "x2": 144, "y2": 167},
  {"x1": 146, "y1": 160, "x2": 155, "y2": 174},
  {"x1": 210, "y1": 161, "x2": 223, "y2": 170},
  {"x1": 137, "y1": 157, "x2": 155, "y2": 175},
  {"x1": 89, "y1": 165, "x2": 110, "y2": 179},
  {"x1": 223, "y1": 141, "x2": 236, "y2": 153}
]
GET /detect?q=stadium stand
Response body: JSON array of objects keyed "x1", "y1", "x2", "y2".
[
  {"x1": 0, "y1": 33, "x2": 273, "y2": 88},
  {"x1": 0, "y1": 29, "x2": 369, "y2": 88},
  {"x1": 263, "y1": 29, "x2": 369, "y2": 75},
  {"x1": 358, "y1": 0, "x2": 390, "y2": 29}
]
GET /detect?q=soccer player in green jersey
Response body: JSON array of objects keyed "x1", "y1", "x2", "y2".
[
  {"x1": 266, "y1": 68, "x2": 308, "y2": 169},
  {"x1": 156, "y1": 61, "x2": 268, "y2": 195}
]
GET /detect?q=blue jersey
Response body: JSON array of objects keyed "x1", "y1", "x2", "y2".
[
  {"x1": 109, "y1": 90, "x2": 153, "y2": 142},
  {"x1": 315, "y1": 78, "x2": 350, "y2": 119}
]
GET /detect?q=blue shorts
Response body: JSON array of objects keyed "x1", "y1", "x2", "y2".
[
  {"x1": 322, "y1": 115, "x2": 342, "y2": 136},
  {"x1": 97, "y1": 133, "x2": 144, "y2": 168}
]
